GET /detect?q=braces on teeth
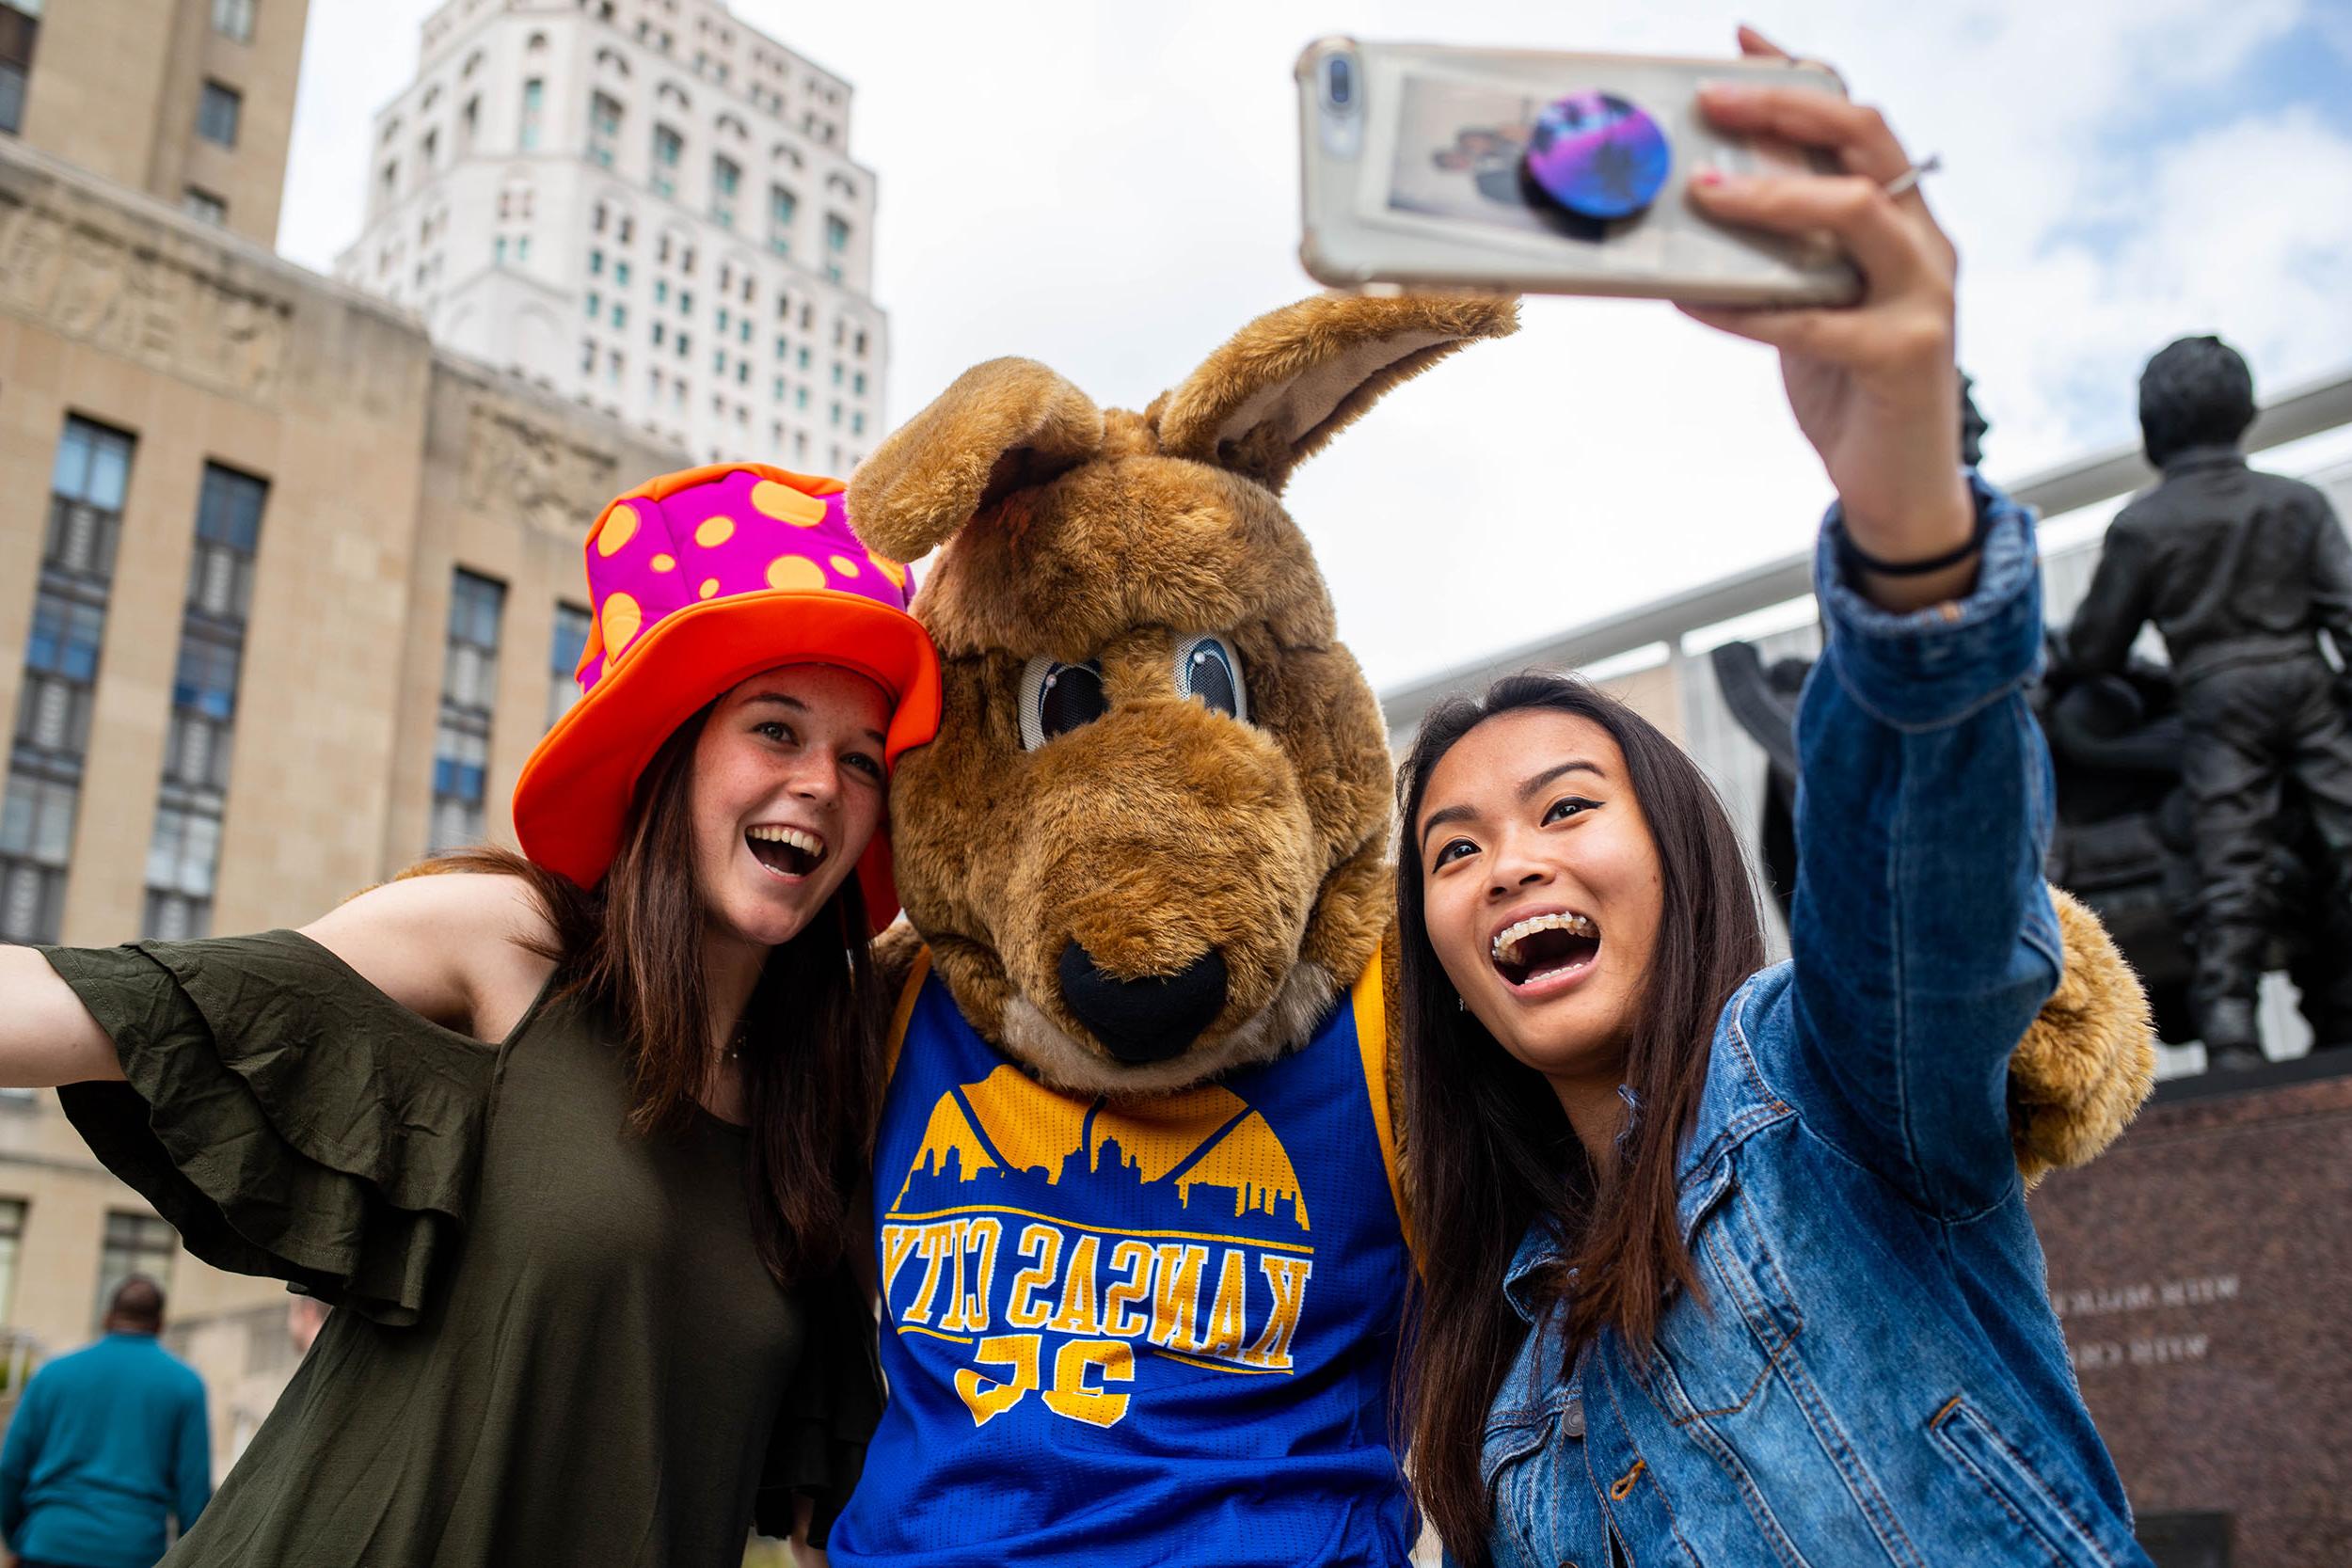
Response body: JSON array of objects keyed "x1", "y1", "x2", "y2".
[{"x1": 1492, "y1": 911, "x2": 1598, "y2": 965}]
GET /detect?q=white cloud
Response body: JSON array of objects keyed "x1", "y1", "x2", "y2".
[{"x1": 277, "y1": 0, "x2": 2352, "y2": 689}]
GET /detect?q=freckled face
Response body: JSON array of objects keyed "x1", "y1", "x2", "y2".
[
  {"x1": 691, "y1": 662, "x2": 890, "y2": 951},
  {"x1": 1417, "y1": 710, "x2": 1664, "y2": 1088}
]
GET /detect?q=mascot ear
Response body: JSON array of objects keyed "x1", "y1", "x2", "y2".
[
  {"x1": 849, "y1": 356, "x2": 1105, "y2": 560},
  {"x1": 1152, "y1": 294, "x2": 1518, "y2": 492}
]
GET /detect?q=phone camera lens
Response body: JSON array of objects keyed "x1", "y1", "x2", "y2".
[{"x1": 1326, "y1": 56, "x2": 1354, "y2": 109}]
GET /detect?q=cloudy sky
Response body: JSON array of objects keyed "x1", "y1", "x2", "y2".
[{"x1": 278, "y1": 1, "x2": 2352, "y2": 691}]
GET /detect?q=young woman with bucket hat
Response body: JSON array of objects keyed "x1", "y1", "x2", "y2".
[{"x1": 0, "y1": 463, "x2": 940, "y2": 1567}]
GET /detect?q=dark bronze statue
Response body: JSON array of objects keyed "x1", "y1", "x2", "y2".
[
  {"x1": 1709, "y1": 344, "x2": 2352, "y2": 1069},
  {"x1": 1711, "y1": 637, "x2": 2352, "y2": 1057},
  {"x1": 2065, "y1": 337, "x2": 2352, "y2": 1068}
]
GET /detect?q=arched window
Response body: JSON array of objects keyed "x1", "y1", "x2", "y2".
[
  {"x1": 526, "y1": 31, "x2": 550, "y2": 53},
  {"x1": 657, "y1": 81, "x2": 691, "y2": 111},
  {"x1": 716, "y1": 112, "x2": 748, "y2": 141},
  {"x1": 771, "y1": 142, "x2": 803, "y2": 170},
  {"x1": 825, "y1": 171, "x2": 856, "y2": 198},
  {"x1": 596, "y1": 46, "x2": 631, "y2": 76},
  {"x1": 462, "y1": 50, "x2": 484, "y2": 78}
]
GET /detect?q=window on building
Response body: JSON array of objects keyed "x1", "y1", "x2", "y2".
[
  {"x1": 197, "y1": 80, "x2": 241, "y2": 146},
  {"x1": 829, "y1": 400, "x2": 841, "y2": 427},
  {"x1": 852, "y1": 370, "x2": 866, "y2": 395},
  {"x1": 548, "y1": 603, "x2": 591, "y2": 729},
  {"x1": 519, "y1": 77, "x2": 544, "y2": 150},
  {"x1": 651, "y1": 123, "x2": 681, "y2": 197},
  {"x1": 0, "y1": 1200, "x2": 22, "y2": 1322},
  {"x1": 678, "y1": 289, "x2": 692, "y2": 314},
  {"x1": 493, "y1": 235, "x2": 507, "y2": 266},
  {"x1": 94, "y1": 1211, "x2": 176, "y2": 1329},
  {"x1": 421, "y1": 128, "x2": 438, "y2": 169},
  {"x1": 3, "y1": 418, "x2": 134, "y2": 944},
  {"x1": 612, "y1": 304, "x2": 627, "y2": 330},
  {"x1": 378, "y1": 160, "x2": 397, "y2": 204},
  {"x1": 653, "y1": 277, "x2": 667, "y2": 305},
  {"x1": 795, "y1": 345, "x2": 809, "y2": 372},
  {"x1": 617, "y1": 214, "x2": 633, "y2": 245},
  {"x1": 768, "y1": 183, "x2": 796, "y2": 256},
  {"x1": 144, "y1": 464, "x2": 265, "y2": 942},
  {"x1": 823, "y1": 214, "x2": 849, "y2": 283},
  {"x1": 710, "y1": 155, "x2": 739, "y2": 228},
  {"x1": 588, "y1": 90, "x2": 621, "y2": 167},
  {"x1": 794, "y1": 385, "x2": 807, "y2": 410},
  {"x1": 183, "y1": 187, "x2": 228, "y2": 226},
  {"x1": 0, "y1": 60, "x2": 24, "y2": 139},
  {"x1": 716, "y1": 306, "x2": 729, "y2": 332},
  {"x1": 460, "y1": 95, "x2": 479, "y2": 151},
  {"x1": 589, "y1": 248, "x2": 603, "y2": 275},
  {"x1": 614, "y1": 261, "x2": 630, "y2": 287},
  {"x1": 516, "y1": 235, "x2": 531, "y2": 263},
  {"x1": 736, "y1": 360, "x2": 747, "y2": 386},
  {"x1": 586, "y1": 290, "x2": 600, "y2": 318},
  {"x1": 429, "y1": 571, "x2": 504, "y2": 853},
  {"x1": 851, "y1": 410, "x2": 866, "y2": 436},
  {"x1": 212, "y1": 0, "x2": 256, "y2": 42},
  {"x1": 651, "y1": 320, "x2": 664, "y2": 346},
  {"x1": 854, "y1": 328, "x2": 868, "y2": 356},
  {"x1": 831, "y1": 361, "x2": 843, "y2": 387}
]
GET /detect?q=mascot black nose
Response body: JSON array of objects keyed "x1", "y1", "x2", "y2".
[{"x1": 1057, "y1": 942, "x2": 1229, "y2": 1065}]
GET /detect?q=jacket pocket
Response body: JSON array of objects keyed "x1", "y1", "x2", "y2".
[
  {"x1": 1642, "y1": 1166, "x2": 1805, "y2": 1423},
  {"x1": 1927, "y1": 1395, "x2": 2119, "y2": 1567}
]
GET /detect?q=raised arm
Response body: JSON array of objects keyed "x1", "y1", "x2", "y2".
[
  {"x1": 1788, "y1": 483, "x2": 2059, "y2": 1216},
  {"x1": 1680, "y1": 45, "x2": 2067, "y2": 1215}
]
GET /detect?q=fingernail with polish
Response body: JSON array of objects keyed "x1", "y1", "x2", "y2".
[{"x1": 1692, "y1": 167, "x2": 1727, "y2": 187}]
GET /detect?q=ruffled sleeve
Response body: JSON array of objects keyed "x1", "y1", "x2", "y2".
[
  {"x1": 43, "y1": 930, "x2": 502, "y2": 1328},
  {"x1": 753, "y1": 1263, "x2": 882, "y2": 1547}
]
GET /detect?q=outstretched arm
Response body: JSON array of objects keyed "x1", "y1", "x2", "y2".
[{"x1": 0, "y1": 946, "x2": 120, "y2": 1085}]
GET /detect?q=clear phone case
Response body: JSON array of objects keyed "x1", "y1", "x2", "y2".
[{"x1": 1297, "y1": 38, "x2": 1863, "y2": 307}]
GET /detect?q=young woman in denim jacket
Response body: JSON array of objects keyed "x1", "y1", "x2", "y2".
[{"x1": 1393, "y1": 33, "x2": 2153, "y2": 1568}]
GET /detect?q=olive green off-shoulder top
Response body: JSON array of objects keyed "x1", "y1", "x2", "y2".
[{"x1": 42, "y1": 930, "x2": 877, "y2": 1568}]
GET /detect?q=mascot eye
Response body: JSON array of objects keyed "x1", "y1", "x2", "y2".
[
  {"x1": 1173, "y1": 634, "x2": 1248, "y2": 722},
  {"x1": 1018, "y1": 656, "x2": 1108, "y2": 751}
]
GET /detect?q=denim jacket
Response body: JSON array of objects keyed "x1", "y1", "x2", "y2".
[{"x1": 1476, "y1": 476, "x2": 2152, "y2": 1568}]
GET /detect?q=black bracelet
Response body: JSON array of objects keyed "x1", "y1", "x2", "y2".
[{"x1": 1836, "y1": 501, "x2": 1996, "y2": 578}]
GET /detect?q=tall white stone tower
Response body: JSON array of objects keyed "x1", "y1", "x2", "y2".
[{"x1": 335, "y1": 0, "x2": 884, "y2": 475}]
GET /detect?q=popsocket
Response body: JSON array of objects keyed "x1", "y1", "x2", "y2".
[{"x1": 1522, "y1": 92, "x2": 1672, "y2": 222}]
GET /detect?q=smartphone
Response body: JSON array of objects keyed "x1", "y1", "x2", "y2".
[{"x1": 1297, "y1": 38, "x2": 1863, "y2": 307}]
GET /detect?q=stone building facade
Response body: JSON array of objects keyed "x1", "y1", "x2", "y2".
[
  {"x1": 0, "y1": 142, "x2": 681, "y2": 1471},
  {"x1": 334, "y1": 0, "x2": 887, "y2": 477}
]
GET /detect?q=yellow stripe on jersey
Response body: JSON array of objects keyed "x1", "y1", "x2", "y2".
[
  {"x1": 884, "y1": 944, "x2": 933, "y2": 1085},
  {"x1": 1350, "y1": 948, "x2": 1408, "y2": 1252}
]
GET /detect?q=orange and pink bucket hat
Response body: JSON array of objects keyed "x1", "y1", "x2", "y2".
[{"x1": 513, "y1": 462, "x2": 940, "y2": 930}]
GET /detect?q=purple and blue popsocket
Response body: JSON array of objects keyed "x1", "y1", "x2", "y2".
[{"x1": 1522, "y1": 92, "x2": 1672, "y2": 222}]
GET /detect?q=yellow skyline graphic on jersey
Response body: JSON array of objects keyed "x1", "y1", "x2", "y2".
[{"x1": 892, "y1": 1064, "x2": 1311, "y2": 1231}]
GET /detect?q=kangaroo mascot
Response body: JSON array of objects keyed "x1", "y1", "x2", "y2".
[{"x1": 822, "y1": 294, "x2": 2154, "y2": 1565}]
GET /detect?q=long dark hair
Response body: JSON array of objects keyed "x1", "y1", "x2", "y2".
[
  {"x1": 1392, "y1": 673, "x2": 1765, "y2": 1562},
  {"x1": 417, "y1": 703, "x2": 886, "y2": 1290}
]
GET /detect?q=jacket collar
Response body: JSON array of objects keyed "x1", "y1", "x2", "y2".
[
  {"x1": 1502, "y1": 974, "x2": 1794, "y2": 1323},
  {"x1": 2158, "y1": 442, "x2": 2246, "y2": 478}
]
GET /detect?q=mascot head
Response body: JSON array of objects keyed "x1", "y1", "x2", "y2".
[{"x1": 851, "y1": 295, "x2": 1517, "y2": 1094}]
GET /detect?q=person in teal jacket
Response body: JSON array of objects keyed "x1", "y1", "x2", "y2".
[{"x1": 0, "y1": 1276, "x2": 211, "y2": 1568}]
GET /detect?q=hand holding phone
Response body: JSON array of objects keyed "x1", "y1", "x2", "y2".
[{"x1": 1679, "y1": 29, "x2": 1973, "y2": 610}]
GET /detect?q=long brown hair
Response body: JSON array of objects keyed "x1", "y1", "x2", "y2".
[
  {"x1": 420, "y1": 702, "x2": 886, "y2": 1290},
  {"x1": 1391, "y1": 673, "x2": 1765, "y2": 1562}
]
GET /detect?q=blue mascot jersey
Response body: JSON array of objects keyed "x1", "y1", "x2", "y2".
[{"x1": 828, "y1": 950, "x2": 1415, "y2": 1567}]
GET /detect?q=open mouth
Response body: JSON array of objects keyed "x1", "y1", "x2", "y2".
[
  {"x1": 1490, "y1": 911, "x2": 1600, "y2": 990},
  {"x1": 746, "y1": 824, "x2": 827, "y2": 879}
]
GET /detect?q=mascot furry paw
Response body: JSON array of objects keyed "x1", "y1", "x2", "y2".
[{"x1": 822, "y1": 295, "x2": 2155, "y2": 1565}]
